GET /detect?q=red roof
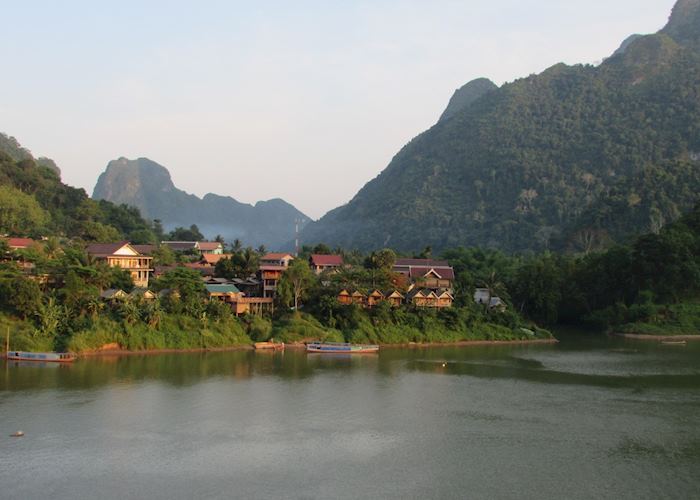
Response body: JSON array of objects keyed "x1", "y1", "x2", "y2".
[
  {"x1": 6, "y1": 237, "x2": 36, "y2": 249},
  {"x1": 310, "y1": 254, "x2": 343, "y2": 266}
]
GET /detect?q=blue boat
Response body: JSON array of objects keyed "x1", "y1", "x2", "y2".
[
  {"x1": 306, "y1": 342, "x2": 379, "y2": 354},
  {"x1": 6, "y1": 351, "x2": 77, "y2": 363}
]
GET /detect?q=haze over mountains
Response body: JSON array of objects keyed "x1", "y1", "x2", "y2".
[
  {"x1": 301, "y1": 0, "x2": 700, "y2": 253},
  {"x1": 92, "y1": 157, "x2": 309, "y2": 249}
]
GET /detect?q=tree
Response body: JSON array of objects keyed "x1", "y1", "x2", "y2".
[
  {"x1": 167, "y1": 225, "x2": 204, "y2": 241},
  {"x1": 0, "y1": 185, "x2": 49, "y2": 235},
  {"x1": 277, "y1": 259, "x2": 316, "y2": 310}
]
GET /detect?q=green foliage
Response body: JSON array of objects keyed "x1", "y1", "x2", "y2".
[
  {"x1": 167, "y1": 224, "x2": 204, "y2": 241},
  {"x1": 0, "y1": 185, "x2": 49, "y2": 235},
  {"x1": 276, "y1": 259, "x2": 316, "y2": 309}
]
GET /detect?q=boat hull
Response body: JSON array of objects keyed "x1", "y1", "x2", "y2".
[
  {"x1": 6, "y1": 351, "x2": 76, "y2": 363},
  {"x1": 254, "y1": 342, "x2": 285, "y2": 350},
  {"x1": 306, "y1": 343, "x2": 379, "y2": 354}
]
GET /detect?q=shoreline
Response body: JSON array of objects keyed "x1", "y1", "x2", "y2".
[
  {"x1": 77, "y1": 338, "x2": 558, "y2": 357},
  {"x1": 614, "y1": 333, "x2": 700, "y2": 341}
]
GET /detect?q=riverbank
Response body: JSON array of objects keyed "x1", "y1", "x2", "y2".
[
  {"x1": 76, "y1": 337, "x2": 559, "y2": 357},
  {"x1": 615, "y1": 333, "x2": 700, "y2": 341}
]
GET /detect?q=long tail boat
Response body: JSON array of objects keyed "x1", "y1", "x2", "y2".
[
  {"x1": 254, "y1": 341, "x2": 285, "y2": 351},
  {"x1": 306, "y1": 342, "x2": 379, "y2": 354},
  {"x1": 6, "y1": 351, "x2": 77, "y2": 362}
]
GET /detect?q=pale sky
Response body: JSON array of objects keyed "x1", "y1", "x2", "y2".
[{"x1": 1, "y1": 0, "x2": 676, "y2": 219}]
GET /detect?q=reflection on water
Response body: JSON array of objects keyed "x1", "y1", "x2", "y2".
[{"x1": 1, "y1": 333, "x2": 700, "y2": 500}]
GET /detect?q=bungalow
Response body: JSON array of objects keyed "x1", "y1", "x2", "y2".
[
  {"x1": 337, "y1": 289, "x2": 353, "y2": 305},
  {"x1": 259, "y1": 253, "x2": 294, "y2": 298},
  {"x1": 393, "y1": 259, "x2": 454, "y2": 292},
  {"x1": 197, "y1": 241, "x2": 224, "y2": 255},
  {"x1": 385, "y1": 290, "x2": 405, "y2": 307},
  {"x1": 100, "y1": 288, "x2": 127, "y2": 301},
  {"x1": 474, "y1": 288, "x2": 507, "y2": 311},
  {"x1": 367, "y1": 290, "x2": 385, "y2": 308},
  {"x1": 205, "y1": 283, "x2": 243, "y2": 303},
  {"x1": 436, "y1": 290, "x2": 454, "y2": 308},
  {"x1": 130, "y1": 288, "x2": 157, "y2": 301},
  {"x1": 309, "y1": 254, "x2": 343, "y2": 275},
  {"x1": 351, "y1": 290, "x2": 367, "y2": 305},
  {"x1": 408, "y1": 289, "x2": 439, "y2": 308},
  {"x1": 87, "y1": 242, "x2": 153, "y2": 288}
]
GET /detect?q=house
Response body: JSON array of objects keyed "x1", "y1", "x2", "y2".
[
  {"x1": 351, "y1": 290, "x2": 366, "y2": 305},
  {"x1": 100, "y1": 288, "x2": 127, "y2": 301},
  {"x1": 367, "y1": 290, "x2": 385, "y2": 308},
  {"x1": 309, "y1": 254, "x2": 343, "y2": 275},
  {"x1": 437, "y1": 290, "x2": 454, "y2": 308},
  {"x1": 259, "y1": 253, "x2": 294, "y2": 298},
  {"x1": 337, "y1": 289, "x2": 353, "y2": 305},
  {"x1": 200, "y1": 253, "x2": 232, "y2": 266},
  {"x1": 197, "y1": 241, "x2": 224, "y2": 255},
  {"x1": 474, "y1": 288, "x2": 506, "y2": 311},
  {"x1": 161, "y1": 241, "x2": 198, "y2": 253},
  {"x1": 87, "y1": 242, "x2": 153, "y2": 288},
  {"x1": 231, "y1": 277, "x2": 263, "y2": 297},
  {"x1": 183, "y1": 262, "x2": 216, "y2": 277},
  {"x1": 393, "y1": 259, "x2": 455, "y2": 291},
  {"x1": 4, "y1": 237, "x2": 38, "y2": 251},
  {"x1": 130, "y1": 288, "x2": 156, "y2": 301},
  {"x1": 205, "y1": 284, "x2": 243, "y2": 302},
  {"x1": 385, "y1": 290, "x2": 405, "y2": 307}
]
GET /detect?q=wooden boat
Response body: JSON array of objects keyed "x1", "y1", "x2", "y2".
[
  {"x1": 660, "y1": 340, "x2": 687, "y2": 346},
  {"x1": 254, "y1": 341, "x2": 285, "y2": 351},
  {"x1": 5, "y1": 351, "x2": 77, "y2": 363},
  {"x1": 306, "y1": 342, "x2": 379, "y2": 354}
]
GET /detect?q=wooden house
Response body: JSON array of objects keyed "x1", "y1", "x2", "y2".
[
  {"x1": 351, "y1": 290, "x2": 366, "y2": 305},
  {"x1": 130, "y1": 288, "x2": 156, "y2": 301},
  {"x1": 393, "y1": 259, "x2": 455, "y2": 292},
  {"x1": 337, "y1": 289, "x2": 353, "y2": 305},
  {"x1": 385, "y1": 290, "x2": 405, "y2": 307},
  {"x1": 436, "y1": 290, "x2": 454, "y2": 308},
  {"x1": 408, "y1": 289, "x2": 441, "y2": 308},
  {"x1": 259, "y1": 253, "x2": 294, "y2": 298},
  {"x1": 367, "y1": 290, "x2": 385, "y2": 308},
  {"x1": 205, "y1": 284, "x2": 243, "y2": 302},
  {"x1": 87, "y1": 242, "x2": 153, "y2": 288}
]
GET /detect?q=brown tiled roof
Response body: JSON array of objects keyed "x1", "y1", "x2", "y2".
[
  {"x1": 201, "y1": 254, "x2": 231, "y2": 265},
  {"x1": 408, "y1": 267, "x2": 455, "y2": 280},
  {"x1": 310, "y1": 254, "x2": 343, "y2": 266},
  {"x1": 261, "y1": 253, "x2": 294, "y2": 260},
  {"x1": 86, "y1": 241, "x2": 131, "y2": 257},
  {"x1": 132, "y1": 244, "x2": 156, "y2": 255},
  {"x1": 197, "y1": 242, "x2": 223, "y2": 251}
]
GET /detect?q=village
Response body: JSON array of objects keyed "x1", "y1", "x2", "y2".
[{"x1": 1, "y1": 237, "x2": 507, "y2": 317}]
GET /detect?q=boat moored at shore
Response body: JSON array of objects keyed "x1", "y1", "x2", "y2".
[
  {"x1": 306, "y1": 342, "x2": 379, "y2": 354},
  {"x1": 5, "y1": 351, "x2": 77, "y2": 363}
]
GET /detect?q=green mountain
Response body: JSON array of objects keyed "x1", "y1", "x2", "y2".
[
  {"x1": 302, "y1": 0, "x2": 700, "y2": 253},
  {"x1": 92, "y1": 157, "x2": 309, "y2": 249},
  {"x1": 0, "y1": 135, "x2": 157, "y2": 243}
]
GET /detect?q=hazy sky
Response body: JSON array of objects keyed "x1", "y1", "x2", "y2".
[{"x1": 1, "y1": 0, "x2": 676, "y2": 219}]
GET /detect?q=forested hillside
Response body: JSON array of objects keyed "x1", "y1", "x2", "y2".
[
  {"x1": 302, "y1": 0, "x2": 700, "y2": 253},
  {"x1": 0, "y1": 136, "x2": 158, "y2": 243}
]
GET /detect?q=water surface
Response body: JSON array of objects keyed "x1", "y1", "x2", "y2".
[{"x1": 1, "y1": 334, "x2": 699, "y2": 499}]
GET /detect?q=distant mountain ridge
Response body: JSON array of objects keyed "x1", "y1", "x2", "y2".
[
  {"x1": 93, "y1": 157, "x2": 309, "y2": 249},
  {"x1": 301, "y1": 0, "x2": 700, "y2": 253}
]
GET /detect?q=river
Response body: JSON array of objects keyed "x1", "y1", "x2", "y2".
[{"x1": 1, "y1": 333, "x2": 699, "y2": 499}]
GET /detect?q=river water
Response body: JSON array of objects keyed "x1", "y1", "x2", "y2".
[{"x1": 1, "y1": 334, "x2": 699, "y2": 499}]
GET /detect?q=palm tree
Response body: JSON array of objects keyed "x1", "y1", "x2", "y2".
[{"x1": 478, "y1": 270, "x2": 507, "y2": 313}]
